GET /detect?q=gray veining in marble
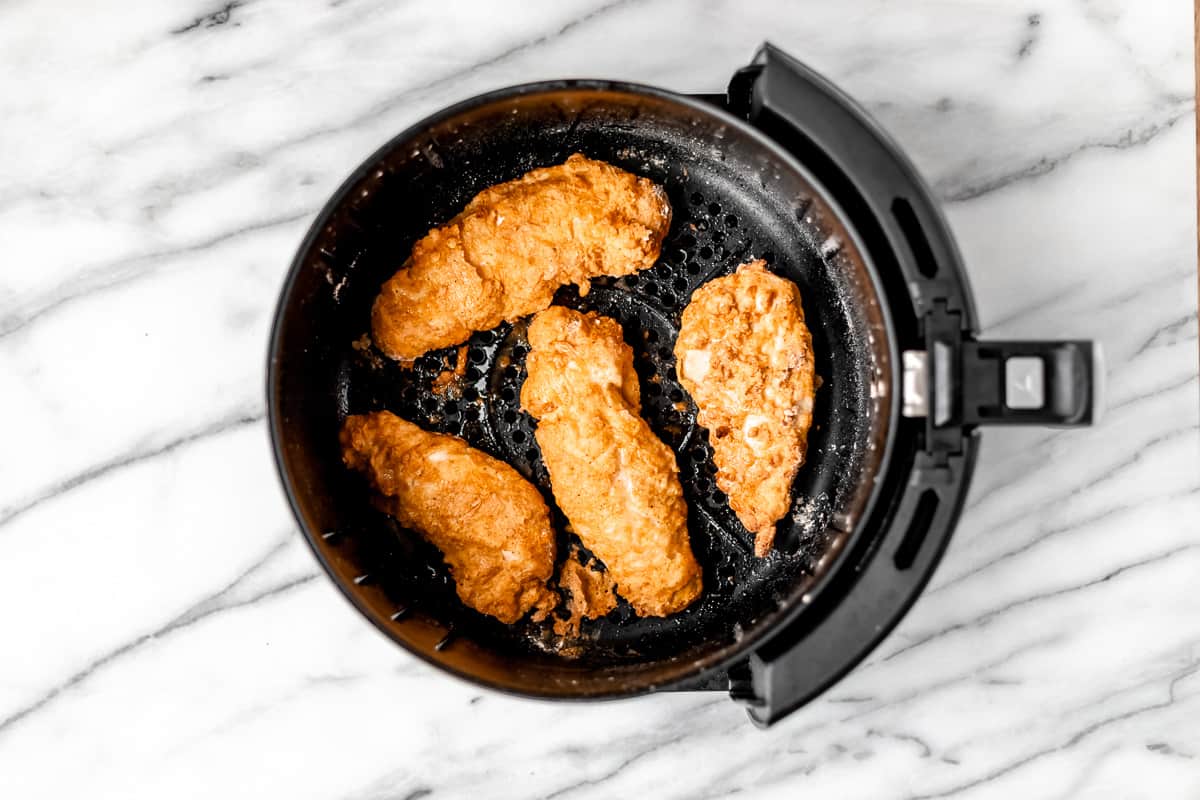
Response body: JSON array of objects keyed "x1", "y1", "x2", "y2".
[{"x1": 0, "y1": 1, "x2": 1197, "y2": 798}]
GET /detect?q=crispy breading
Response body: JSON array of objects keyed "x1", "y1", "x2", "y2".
[
  {"x1": 553, "y1": 546, "x2": 619, "y2": 638},
  {"x1": 340, "y1": 411, "x2": 555, "y2": 623},
  {"x1": 372, "y1": 154, "x2": 672, "y2": 360},
  {"x1": 674, "y1": 260, "x2": 816, "y2": 556},
  {"x1": 522, "y1": 307, "x2": 702, "y2": 616}
]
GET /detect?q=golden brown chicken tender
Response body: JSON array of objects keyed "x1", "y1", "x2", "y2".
[
  {"x1": 372, "y1": 154, "x2": 672, "y2": 360},
  {"x1": 340, "y1": 411, "x2": 555, "y2": 623},
  {"x1": 521, "y1": 307, "x2": 702, "y2": 616},
  {"x1": 674, "y1": 260, "x2": 816, "y2": 557}
]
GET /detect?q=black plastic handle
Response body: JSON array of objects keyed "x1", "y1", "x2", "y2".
[
  {"x1": 959, "y1": 339, "x2": 1100, "y2": 426},
  {"x1": 921, "y1": 307, "x2": 1101, "y2": 441}
]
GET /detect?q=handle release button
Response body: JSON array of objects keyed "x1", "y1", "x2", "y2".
[{"x1": 1005, "y1": 357, "x2": 1045, "y2": 410}]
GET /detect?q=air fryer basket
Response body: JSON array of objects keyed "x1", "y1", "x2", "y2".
[{"x1": 270, "y1": 83, "x2": 895, "y2": 696}]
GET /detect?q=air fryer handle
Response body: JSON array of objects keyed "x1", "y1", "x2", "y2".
[
  {"x1": 913, "y1": 307, "x2": 1103, "y2": 431},
  {"x1": 957, "y1": 339, "x2": 1102, "y2": 426}
]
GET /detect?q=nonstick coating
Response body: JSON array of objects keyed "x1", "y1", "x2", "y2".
[{"x1": 269, "y1": 82, "x2": 895, "y2": 696}]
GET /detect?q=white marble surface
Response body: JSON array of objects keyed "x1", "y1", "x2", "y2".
[{"x1": 1, "y1": 0, "x2": 1198, "y2": 797}]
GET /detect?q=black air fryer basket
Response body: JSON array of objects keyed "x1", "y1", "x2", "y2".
[{"x1": 268, "y1": 44, "x2": 1098, "y2": 726}]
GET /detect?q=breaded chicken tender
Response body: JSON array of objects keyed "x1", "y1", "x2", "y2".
[
  {"x1": 521, "y1": 307, "x2": 702, "y2": 616},
  {"x1": 372, "y1": 154, "x2": 672, "y2": 360},
  {"x1": 674, "y1": 260, "x2": 816, "y2": 557},
  {"x1": 340, "y1": 411, "x2": 555, "y2": 623}
]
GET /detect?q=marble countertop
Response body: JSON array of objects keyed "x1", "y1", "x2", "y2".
[{"x1": 2, "y1": 0, "x2": 1198, "y2": 797}]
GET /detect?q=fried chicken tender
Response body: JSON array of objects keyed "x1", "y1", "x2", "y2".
[
  {"x1": 340, "y1": 411, "x2": 555, "y2": 623},
  {"x1": 372, "y1": 154, "x2": 672, "y2": 360},
  {"x1": 521, "y1": 307, "x2": 702, "y2": 616},
  {"x1": 674, "y1": 260, "x2": 816, "y2": 557}
]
